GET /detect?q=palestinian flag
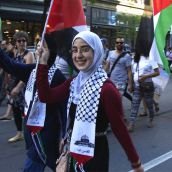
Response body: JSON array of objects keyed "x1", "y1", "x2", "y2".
[
  {"x1": 44, "y1": 0, "x2": 87, "y2": 70},
  {"x1": 149, "y1": 0, "x2": 172, "y2": 73}
]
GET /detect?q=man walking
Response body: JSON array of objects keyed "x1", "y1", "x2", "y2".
[{"x1": 105, "y1": 37, "x2": 133, "y2": 98}]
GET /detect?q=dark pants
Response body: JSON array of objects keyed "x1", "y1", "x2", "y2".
[
  {"x1": 12, "y1": 105, "x2": 23, "y2": 131},
  {"x1": 23, "y1": 113, "x2": 61, "y2": 172}
]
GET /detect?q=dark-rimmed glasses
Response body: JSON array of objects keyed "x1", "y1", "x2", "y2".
[
  {"x1": 116, "y1": 42, "x2": 124, "y2": 44},
  {"x1": 17, "y1": 39, "x2": 26, "y2": 43}
]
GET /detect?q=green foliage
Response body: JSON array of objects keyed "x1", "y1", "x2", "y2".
[{"x1": 88, "y1": 0, "x2": 95, "y2": 4}]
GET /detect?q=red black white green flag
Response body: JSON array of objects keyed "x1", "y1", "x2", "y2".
[
  {"x1": 150, "y1": 0, "x2": 172, "y2": 73},
  {"x1": 44, "y1": 0, "x2": 87, "y2": 69}
]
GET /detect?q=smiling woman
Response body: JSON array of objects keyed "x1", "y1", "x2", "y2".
[{"x1": 36, "y1": 31, "x2": 144, "y2": 172}]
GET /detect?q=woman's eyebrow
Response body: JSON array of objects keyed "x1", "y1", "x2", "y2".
[{"x1": 72, "y1": 45, "x2": 89, "y2": 48}]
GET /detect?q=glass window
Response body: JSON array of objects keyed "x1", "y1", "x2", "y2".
[
  {"x1": 2, "y1": 20, "x2": 41, "y2": 45},
  {"x1": 92, "y1": 8, "x2": 116, "y2": 26}
]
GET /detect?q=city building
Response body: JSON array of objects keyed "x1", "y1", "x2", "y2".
[
  {"x1": 0, "y1": 0, "x2": 45, "y2": 45},
  {"x1": 83, "y1": 0, "x2": 152, "y2": 50},
  {"x1": 0, "y1": 0, "x2": 152, "y2": 49}
]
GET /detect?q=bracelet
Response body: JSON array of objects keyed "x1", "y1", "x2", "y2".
[{"x1": 131, "y1": 160, "x2": 141, "y2": 169}]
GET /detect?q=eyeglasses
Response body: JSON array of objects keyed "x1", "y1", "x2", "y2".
[
  {"x1": 17, "y1": 39, "x2": 26, "y2": 43},
  {"x1": 116, "y1": 42, "x2": 124, "y2": 44},
  {"x1": 71, "y1": 45, "x2": 92, "y2": 54}
]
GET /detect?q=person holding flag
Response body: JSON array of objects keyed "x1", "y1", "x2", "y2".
[
  {"x1": 0, "y1": 37, "x2": 67, "y2": 171},
  {"x1": 0, "y1": 0, "x2": 88, "y2": 172},
  {"x1": 36, "y1": 31, "x2": 144, "y2": 172}
]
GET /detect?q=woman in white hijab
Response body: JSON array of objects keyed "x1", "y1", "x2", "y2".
[{"x1": 36, "y1": 31, "x2": 144, "y2": 172}]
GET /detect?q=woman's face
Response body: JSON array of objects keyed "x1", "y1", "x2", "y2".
[
  {"x1": 16, "y1": 37, "x2": 27, "y2": 50},
  {"x1": 72, "y1": 38, "x2": 94, "y2": 71}
]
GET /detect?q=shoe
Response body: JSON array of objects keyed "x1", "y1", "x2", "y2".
[
  {"x1": 147, "y1": 120, "x2": 154, "y2": 128},
  {"x1": 0, "y1": 116, "x2": 13, "y2": 120},
  {"x1": 8, "y1": 134, "x2": 24, "y2": 143},
  {"x1": 139, "y1": 112, "x2": 148, "y2": 117},
  {"x1": 127, "y1": 124, "x2": 134, "y2": 132}
]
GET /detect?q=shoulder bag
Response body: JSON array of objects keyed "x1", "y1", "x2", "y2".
[{"x1": 137, "y1": 63, "x2": 154, "y2": 92}]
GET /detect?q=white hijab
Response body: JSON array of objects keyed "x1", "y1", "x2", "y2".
[{"x1": 72, "y1": 31, "x2": 104, "y2": 104}]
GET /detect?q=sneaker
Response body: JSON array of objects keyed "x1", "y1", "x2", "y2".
[
  {"x1": 147, "y1": 120, "x2": 154, "y2": 128},
  {"x1": 8, "y1": 134, "x2": 24, "y2": 143},
  {"x1": 127, "y1": 124, "x2": 134, "y2": 132}
]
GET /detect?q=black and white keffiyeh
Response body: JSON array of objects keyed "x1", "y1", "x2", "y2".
[
  {"x1": 25, "y1": 63, "x2": 58, "y2": 131},
  {"x1": 68, "y1": 66, "x2": 107, "y2": 160},
  {"x1": 66, "y1": 31, "x2": 108, "y2": 164}
]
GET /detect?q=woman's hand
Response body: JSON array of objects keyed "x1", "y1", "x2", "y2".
[
  {"x1": 138, "y1": 75, "x2": 147, "y2": 83},
  {"x1": 133, "y1": 165, "x2": 144, "y2": 172},
  {"x1": 132, "y1": 160, "x2": 144, "y2": 172},
  {"x1": 36, "y1": 40, "x2": 50, "y2": 65}
]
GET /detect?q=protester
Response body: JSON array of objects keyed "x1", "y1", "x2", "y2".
[
  {"x1": 0, "y1": 40, "x2": 8, "y2": 106},
  {"x1": 104, "y1": 37, "x2": 133, "y2": 100},
  {"x1": 0, "y1": 40, "x2": 15, "y2": 119},
  {"x1": 128, "y1": 51, "x2": 159, "y2": 132},
  {"x1": 36, "y1": 31, "x2": 144, "y2": 172},
  {"x1": 0, "y1": 40, "x2": 7, "y2": 50},
  {"x1": 6, "y1": 31, "x2": 35, "y2": 142},
  {"x1": 0, "y1": 37, "x2": 67, "y2": 171}
]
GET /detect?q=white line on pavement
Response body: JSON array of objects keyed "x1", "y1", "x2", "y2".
[{"x1": 128, "y1": 150, "x2": 172, "y2": 172}]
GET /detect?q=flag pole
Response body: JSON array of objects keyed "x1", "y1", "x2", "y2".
[
  {"x1": 40, "y1": 0, "x2": 55, "y2": 46},
  {"x1": 34, "y1": 0, "x2": 55, "y2": 84}
]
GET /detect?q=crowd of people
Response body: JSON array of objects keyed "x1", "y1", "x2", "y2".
[{"x1": 0, "y1": 29, "x2": 170, "y2": 172}]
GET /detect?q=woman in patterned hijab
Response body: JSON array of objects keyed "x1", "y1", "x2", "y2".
[{"x1": 36, "y1": 31, "x2": 144, "y2": 172}]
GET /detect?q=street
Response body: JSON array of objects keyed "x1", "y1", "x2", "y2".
[{"x1": 0, "y1": 75, "x2": 172, "y2": 172}]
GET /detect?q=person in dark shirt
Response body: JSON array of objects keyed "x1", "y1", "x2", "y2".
[{"x1": 0, "y1": 42, "x2": 67, "y2": 171}]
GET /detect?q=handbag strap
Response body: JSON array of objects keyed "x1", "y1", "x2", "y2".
[
  {"x1": 109, "y1": 51, "x2": 127, "y2": 77},
  {"x1": 104, "y1": 49, "x2": 109, "y2": 61}
]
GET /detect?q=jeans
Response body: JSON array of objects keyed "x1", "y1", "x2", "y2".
[{"x1": 23, "y1": 156, "x2": 46, "y2": 172}]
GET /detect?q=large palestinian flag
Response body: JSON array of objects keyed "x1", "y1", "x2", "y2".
[
  {"x1": 149, "y1": 0, "x2": 172, "y2": 73},
  {"x1": 44, "y1": 0, "x2": 87, "y2": 70}
]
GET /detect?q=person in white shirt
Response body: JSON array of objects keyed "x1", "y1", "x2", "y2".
[{"x1": 128, "y1": 51, "x2": 159, "y2": 132}]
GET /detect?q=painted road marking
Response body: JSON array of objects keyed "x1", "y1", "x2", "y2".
[{"x1": 129, "y1": 150, "x2": 172, "y2": 172}]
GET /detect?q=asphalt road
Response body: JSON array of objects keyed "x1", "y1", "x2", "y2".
[{"x1": 0, "y1": 75, "x2": 172, "y2": 172}]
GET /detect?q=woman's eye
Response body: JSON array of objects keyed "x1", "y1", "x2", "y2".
[{"x1": 71, "y1": 49, "x2": 77, "y2": 53}]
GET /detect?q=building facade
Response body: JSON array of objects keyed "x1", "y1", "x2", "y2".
[
  {"x1": 0, "y1": 0, "x2": 44, "y2": 45},
  {"x1": 83, "y1": 0, "x2": 152, "y2": 49},
  {"x1": 0, "y1": 0, "x2": 152, "y2": 49}
]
